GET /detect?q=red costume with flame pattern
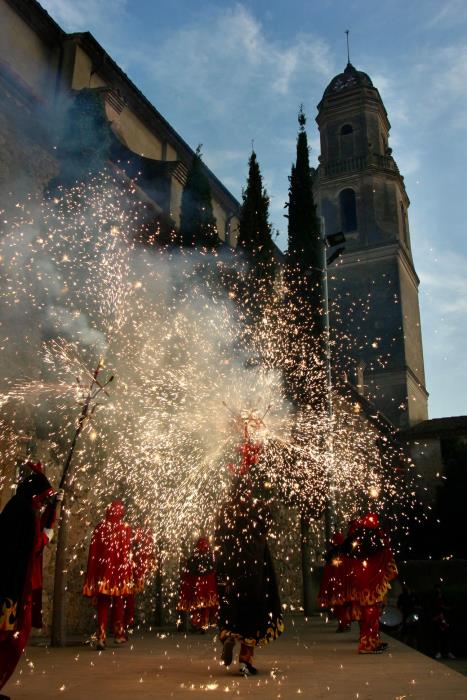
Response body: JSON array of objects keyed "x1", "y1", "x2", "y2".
[
  {"x1": 83, "y1": 501, "x2": 133, "y2": 646},
  {"x1": 347, "y1": 513, "x2": 398, "y2": 653},
  {"x1": 177, "y1": 537, "x2": 219, "y2": 630}
]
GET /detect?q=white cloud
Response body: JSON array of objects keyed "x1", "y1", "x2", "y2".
[
  {"x1": 40, "y1": 0, "x2": 127, "y2": 33},
  {"x1": 131, "y1": 4, "x2": 334, "y2": 117}
]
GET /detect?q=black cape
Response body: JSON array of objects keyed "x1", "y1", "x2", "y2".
[
  {"x1": 215, "y1": 497, "x2": 283, "y2": 646},
  {"x1": 0, "y1": 472, "x2": 51, "y2": 632}
]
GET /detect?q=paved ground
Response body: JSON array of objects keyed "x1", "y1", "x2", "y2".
[{"x1": 5, "y1": 616, "x2": 467, "y2": 699}]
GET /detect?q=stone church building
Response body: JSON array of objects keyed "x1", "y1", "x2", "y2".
[{"x1": 1, "y1": 0, "x2": 466, "y2": 633}]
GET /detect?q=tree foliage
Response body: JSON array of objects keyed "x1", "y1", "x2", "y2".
[{"x1": 237, "y1": 150, "x2": 276, "y2": 306}]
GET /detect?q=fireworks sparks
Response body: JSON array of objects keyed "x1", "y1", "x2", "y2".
[{"x1": 0, "y1": 170, "x2": 422, "y2": 617}]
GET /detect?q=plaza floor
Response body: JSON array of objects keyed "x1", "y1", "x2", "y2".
[{"x1": 5, "y1": 616, "x2": 467, "y2": 699}]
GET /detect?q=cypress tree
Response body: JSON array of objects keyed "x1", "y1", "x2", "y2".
[
  {"x1": 238, "y1": 150, "x2": 276, "y2": 304},
  {"x1": 286, "y1": 106, "x2": 325, "y2": 336},
  {"x1": 180, "y1": 145, "x2": 218, "y2": 249},
  {"x1": 285, "y1": 107, "x2": 327, "y2": 616}
]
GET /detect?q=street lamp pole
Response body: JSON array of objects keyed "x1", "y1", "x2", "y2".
[{"x1": 311, "y1": 229, "x2": 345, "y2": 545}]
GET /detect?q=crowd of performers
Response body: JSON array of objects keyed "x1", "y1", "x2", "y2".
[
  {"x1": 0, "y1": 444, "x2": 284, "y2": 694},
  {"x1": 317, "y1": 513, "x2": 398, "y2": 654},
  {"x1": 0, "y1": 453, "x2": 399, "y2": 698}
]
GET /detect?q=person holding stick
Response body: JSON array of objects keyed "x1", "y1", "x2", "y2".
[{"x1": 0, "y1": 462, "x2": 63, "y2": 698}]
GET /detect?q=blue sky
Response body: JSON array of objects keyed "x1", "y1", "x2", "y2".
[{"x1": 41, "y1": 0, "x2": 467, "y2": 419}]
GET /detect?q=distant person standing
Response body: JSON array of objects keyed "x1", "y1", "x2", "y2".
[
  {"x1": 318, "y1": 531, "x2": 351, "y2": 632},
  {"x1": 346, "y1": 513, "x2": 398, "y2": 654},
  {"x1": 124, "y1": 524, "x2": 156, "y2": 632},
  {"x1": 215, "y1": 476, "x2": 283, "y2": 676},
  {"x1": 397, "y1": 584, "x2": 420, "y2": 648},
  {"x1": 432, "y1": 584, "x2": 456, "y2": 659},
  {"x1": 177, "y1": 537, "x2": 219, "y2": 631},
  {"x1": 83, "y1": 501, "x2": 133, "y2": 649},
  {"x1": 0, "y1": 462, "x2": 62, "y2": 696}
]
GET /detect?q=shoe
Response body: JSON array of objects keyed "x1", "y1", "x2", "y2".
[
  {"x1": 434, "y1": 652, "x2": 442, "y2": 659},
  {"x1": 359, "y1": 643, "x2": 388, "y2": 655},
  {"x1": 114, "y1": 636, "x2": 127, "y2": 645},
  {"x1": 221, "y1": 637, "x2": 235, "y2": 666},
  {"x1": 96, "y1": 639, "x2": 106, "y2": 651},
  {"x1": 447, "y1": 652, "x2": 456, "y2": 660},
  {"x1": 239, "y1": 662, "x2": 258, "y2": 676}
]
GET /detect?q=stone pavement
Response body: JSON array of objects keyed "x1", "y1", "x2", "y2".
[{"x1": 5, "y1": 616, "x2": 467, "y2": 699}]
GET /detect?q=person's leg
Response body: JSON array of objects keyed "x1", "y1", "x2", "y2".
[
  {"x1": 113, "y1": 597, "x2": 126, "y2": 643},
  {"x1": 220, "y1": 630, "x2": 235, "y2": 666},
  {"x1": 0, "y1": 598, "x2": 32, "y2": 692},
  {"x1": 239, "y1": 642, "x2": 254, "y2": 664},
  {"x1": 124, "y1": 595, "x2": 135, "y2": 630},
  {"x1": 239, "y1": 642, "x2": 257, "y2": 675},
  {"x1": 97, "y1": 594, "x2": 110, "y2": 647},
  {"x1": 359, "y1": 605, "x2": 385, "y2": 653},
  {"x1": 334, "y1": 604, "x2": 350, "y2": 631}
]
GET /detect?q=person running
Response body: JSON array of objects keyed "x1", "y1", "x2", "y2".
[
  {"x1": 0, "y1": 462, "x2": 62, "y2": 697},
  {"x1": 215, "y1": 475, "x2": 284, "y2": 676},
  {"x1": 318, "y1": 531, "x2": 351, "y2": 632},
  {"x1": 346, "y1": 513, "x2": 398, "y2": 654},
  {"x1": 177, "y1": 537, "x2": 219, "y2": 631},
  {"x1": 83, "y1": 500, "x2": 133, "y2": 650}
]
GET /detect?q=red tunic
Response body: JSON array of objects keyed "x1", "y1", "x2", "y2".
[
  {"x1": 132, "y1": 528, "x2": 156, "y2": 593},
  {"x1": 178, "y1": 539, "x2": 219, "y2": 612},
  {"x1": 83, "y1": 501, "x2": 133, "y2": 598},
  {"x1": 318, "y1": 550, "x2": 351, "y2": 608},
  {"x1": 348, "y1": 547, "x2": 398, "y2": 606}
]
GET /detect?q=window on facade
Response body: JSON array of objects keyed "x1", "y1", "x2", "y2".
[
  {"x1": 339, "y1": 188, "x2": 357, "y2": 232},
  {"x1": 400, "y1": 202, "x2": 409, "y2": 246},
  {"x1": 340, "y1": 124, "x2": 354, "y2": 158}
]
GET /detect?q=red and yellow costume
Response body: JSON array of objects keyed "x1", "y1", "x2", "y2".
[
  {"x1": 124, "y1": 526, "x2": 156, "y2": 629},
  {"x1": 177, "y1": 537, "x2": 218, "y2": 630},
  {"x1": 0, "y1": 463, "x2": 58, "y2": 692},
  {"x1": 347, "y1": 513, "x2": 398, "y2": 653},
  {"x1": 317, "y1": 532, "x2": 351, "y2": 631},
  {"x1": 83, "y1": 501, "x2": 133, "y2": 646}
]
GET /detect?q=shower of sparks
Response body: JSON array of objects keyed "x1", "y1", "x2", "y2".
[{"x1": 0, "y1": 170, "x2": 423, "y2": 613}]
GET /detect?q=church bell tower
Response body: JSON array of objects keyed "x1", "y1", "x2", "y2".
[{"x1": 315, "y1": 63, "x2": 428, "y2": 428}]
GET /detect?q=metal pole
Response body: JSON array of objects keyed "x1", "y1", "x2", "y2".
[{"x1": 322, "y1": 234, "x2": 335, "y2": 546}]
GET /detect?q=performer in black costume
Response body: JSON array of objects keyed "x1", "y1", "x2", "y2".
[
  {"x1": 0, "y1": 462, "x2": 61, "y2": 698},
  {"x1": 215, "y1": 476, "x2": 283, "y2": 676}
]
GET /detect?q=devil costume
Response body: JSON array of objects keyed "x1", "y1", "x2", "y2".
[
  {"x1": 346, "y1": 513, "x2": 398, "y2": 654},
  {"x1": 177, "y1": 537, "x2": 219, "y2": 630},
  {"x1": 0, "y1": 463, "x2": 57, "y2": 694},
  {"x1": 83, "y1": 501, "x2": 133, "y2": 648}
]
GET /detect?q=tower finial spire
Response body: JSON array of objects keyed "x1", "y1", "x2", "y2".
[{"x1": 345, "y1": 29, "x2": 350, "y2": 65}]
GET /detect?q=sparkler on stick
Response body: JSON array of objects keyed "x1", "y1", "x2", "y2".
[{"x1": 51, "y1": 357, "x2": 113, "y2": 647}]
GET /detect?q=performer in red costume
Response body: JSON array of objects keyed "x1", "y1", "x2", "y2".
[
  {"x1": 83, "y1": 501, "x2": 133, "y2": 650},
  {"x1": 177, "y1": 537, "x2": 219, "y2": 630},
  {"x1": 0, "y1": 462, "x2": 62, "y2": 698},
  {"x1": 346, "y1": 513, "x2": 398, "y2": 654},
  {"x1": 124, "y1": 525, "x2": 156, "y2": 631},
  {"x1": 317, "y1": 531, "x2": 351, "y2": 632}
]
